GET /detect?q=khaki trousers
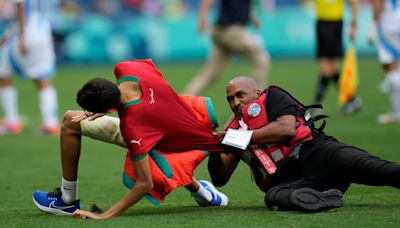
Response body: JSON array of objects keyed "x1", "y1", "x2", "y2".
[{"x1": 184, "y1": 25, "x2": 270, "y2": 95}]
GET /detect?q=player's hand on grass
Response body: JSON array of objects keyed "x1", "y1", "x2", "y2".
[{"x1": 73, "y1": 209, "x2": 107, "y2": 219}]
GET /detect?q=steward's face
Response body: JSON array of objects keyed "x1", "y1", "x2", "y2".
[{"x1": 226, "y1": 82, "x2": 259, "y2": 116}]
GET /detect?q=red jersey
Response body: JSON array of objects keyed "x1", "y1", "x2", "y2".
[{"x1": 114, "y1": 59, "x2": 224, "y2": 158}]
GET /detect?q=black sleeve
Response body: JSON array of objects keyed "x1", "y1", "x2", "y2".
[{"x1": 265, "y1": 87, "x2": 299, "y2": 122}]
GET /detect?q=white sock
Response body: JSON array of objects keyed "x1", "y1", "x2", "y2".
[
  {"x1": 61, "y1": 177, "x2": 78, "y2": 204},
  {"x1": 0, "y1": 86, "x2": 20, "y2": 123},
  {"x1": 192, "y1": 183, "x2": 213, "y2": 203},
  {"x1": 39, "y1": 86, "x2": 58, "y2": 127},
  {"x1": 387, "y1": 70, "x2": 400, "y2": 113}
]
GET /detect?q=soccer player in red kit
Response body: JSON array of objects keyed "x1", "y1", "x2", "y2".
[
  {"x1": 113, "y1": 60, "x2": 224, "y2": 158},
  {"x1": 32, "y1": 59, "x2": 228, "y2": 219}
]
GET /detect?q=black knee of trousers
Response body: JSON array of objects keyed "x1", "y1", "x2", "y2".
[{"x1": 265, "y1": 185, "x2": 296, "y2": 211}]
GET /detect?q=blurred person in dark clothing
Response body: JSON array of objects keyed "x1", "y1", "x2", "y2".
[{"x1": 313, "y1": 0, "x2": 361, "y2": 114}]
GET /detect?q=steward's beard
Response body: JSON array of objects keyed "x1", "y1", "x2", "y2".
[{"x1": 235, "y1": 108, "x2": 242, "y2": 119}]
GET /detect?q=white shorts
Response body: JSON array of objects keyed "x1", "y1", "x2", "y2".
[
  {"x1": 0, "y1": 13, "x2": 55, "y2": 79},
  {"x1": 80, "y1": 115, "x2": 126, "y2": 148},
  {"x1": 377, "y1": 15, "x2": 400, "y2": 64}
]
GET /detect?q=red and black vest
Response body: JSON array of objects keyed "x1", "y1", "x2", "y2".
[{"x1": 226, "y1": 86, "x2": 313, "y2": 191}]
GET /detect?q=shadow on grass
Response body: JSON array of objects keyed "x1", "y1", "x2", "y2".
[
  {"x1": 26, "y1": 202, "x2": 400, "y2": 220},
  {"x1": 343, "y1": 202, "x2": 400, "y2": 209}
]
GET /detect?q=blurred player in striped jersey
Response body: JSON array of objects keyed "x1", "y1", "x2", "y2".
[
  {"x1": 0, "y1": 0, "x2": 59, "y2": 135},
  {"x1": 372, "y1": 0, "x2": 400, "y2": 124}
]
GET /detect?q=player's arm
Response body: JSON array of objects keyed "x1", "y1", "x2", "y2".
[
  {"x1": 73, "y1": 155, "x2": 153, "y2": 219},
  {"x1": 368, "y1": 0, "x2": 383, "y2": 44},
  {"x1": 370, "y1": 0, "x2": 383, "y2": 44},
  {"x1": 197, "y1": 0, "x2": 214, "y2": 32},
  {"x1": 15, "y1": 1, "x2": 27, "y2": 55},
  {"x1": 348, "y1": 0, "x2": 358, "y2": 41},
  {"x1": 250, "y1": 0, "x2": 260, "y2": 30},
  {"x1": 372, "y1": 0, "x2": 383, "y2": 23}
]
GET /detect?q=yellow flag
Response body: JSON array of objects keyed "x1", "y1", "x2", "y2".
[{"x1": 338, "y1": 44, "x2": 359, "y2": 105}]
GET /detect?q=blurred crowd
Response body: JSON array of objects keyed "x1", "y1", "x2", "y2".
[
  {"x1": 60, "y1": 0, "x2": 374, "y2": 18},
  {"x1": 0, "y1": 0, "x2": 377, "y2": 63}
]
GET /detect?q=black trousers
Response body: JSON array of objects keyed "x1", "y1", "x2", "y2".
[{"x1": 266, "y1": 132, "x2": 400, "y2": 210}]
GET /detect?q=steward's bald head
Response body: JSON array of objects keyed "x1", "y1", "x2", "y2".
[
  {"x1": 227, "y1": 76, "x2": 259, "y2": 92},
  {"x1": 226, "y1": 76, "x2": 262, "y2": 115}
]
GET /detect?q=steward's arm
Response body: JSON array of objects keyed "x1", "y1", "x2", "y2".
[
  {"x1": 251, "y1": 87, "x2": 299, "y2": 145},
  {"x1": 208, "y1": 152, "x2": 241, "y2": 187}
]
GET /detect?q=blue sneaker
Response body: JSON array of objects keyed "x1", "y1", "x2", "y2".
[
  {"x1": 32, "y1": 188, "x2": 80, "y2": 215},
  {"x1": 192, "y1": 180, "x2": 228, "y2": 207}
]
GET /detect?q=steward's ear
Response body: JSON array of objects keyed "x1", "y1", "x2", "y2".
[{"x1": 256, "y1": 89, "x2": 262, "y2": 96}]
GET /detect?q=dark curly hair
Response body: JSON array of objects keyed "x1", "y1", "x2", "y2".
[{"x1": 76, "y1": 77, "x2": 121, "y2": 113}]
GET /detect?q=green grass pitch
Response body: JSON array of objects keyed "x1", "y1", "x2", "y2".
[{"x1": 0, "y1": 57, "x2": 399, "y2": 227}]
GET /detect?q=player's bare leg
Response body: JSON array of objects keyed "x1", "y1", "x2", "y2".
[
  {"x1": 32, "y1": 110, "x2": 82, "y2": 215},
  {"x1": 60, "y1": 110, "x2": 84, "y2": 181},
  {"x1": 378, "y1": 62, "x2": 400, "y2": 124},
  {"x1": 34, "y1": 79, "x2": 59, "y2": 135},
  {"x1": 0, "y1": 77, "x2": 22, "y2": 134}
]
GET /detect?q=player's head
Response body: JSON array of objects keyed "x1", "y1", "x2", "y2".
[
  {"x1": 76, "y1": 77, "x2": 121, "y2": 113},
  {"x1": 226, "y1": 76, "x2": 262, "y2": 116}
]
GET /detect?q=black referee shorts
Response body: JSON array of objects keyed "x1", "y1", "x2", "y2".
[{"x1": 316, "y1": 20, "x2": 343, "y2": 58}]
